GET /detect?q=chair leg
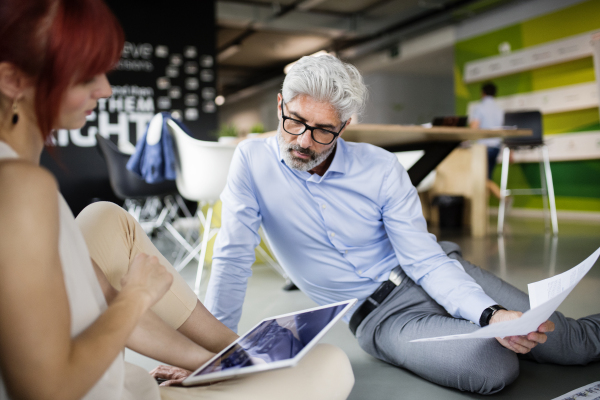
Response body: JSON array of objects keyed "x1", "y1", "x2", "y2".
[
  {"x1": 125, "y1": 199, "x2": 142, "y2": 221},
  {"x1": 166, "y1": 222, "x2": 202, "y2": 270},
  {"x1": 542, "y1": 145, "x2": 558, "y2": 235},
  {"x1": 195, "y1": 204, "x2": 214, "y2": 296},
  {"x1": 175, "y1": 195, "x2": 193, "y2": 219},
  {"x1": 497, "y1": 147, "x2": 511, "y2": 235},
  {"x1": 538, "y1": 148, "x2": 550, "y2": 232},
  {"x1": 497, "y1": 235, "x2": 507, "y2": 280}
]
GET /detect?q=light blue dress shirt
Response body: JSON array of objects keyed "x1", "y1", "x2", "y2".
[
  {"x1": 205, "y1": 136, "x2": 497, "y2": 332},
  {"x1": 470, "y1": 96, "x2": 505, "y2": 148}
]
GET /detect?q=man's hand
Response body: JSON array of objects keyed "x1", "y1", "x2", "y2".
[
  {"x1": 490, "y1": 310, "x2": 555, "y2": 354},
  {"x1": 150, "y1": 365, "x2": 192, "y2": 387}
]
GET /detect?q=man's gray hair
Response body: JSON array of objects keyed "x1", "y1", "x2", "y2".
[{"x1": 282, "y1": 55, "x2": 367, "y2": 122}]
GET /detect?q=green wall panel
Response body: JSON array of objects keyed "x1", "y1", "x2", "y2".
[
  {"x1": 456, "y1": 0, "x2": 600, "y2": 213},
  {"x1": 455, "y1": 24, "x2": 527, "y2": 114},
  {"x1": 531, "y1": 57, "x2": 596, "y2": 91},
  {"x1": 520, "y1": 160, "x2": 600, "y2": 198},
  {"x1": 521, "y1": 0, "x2": 600, "y2": 47},
  {"x1": 543, "y1": 109, "x2": 600, "y2": 134}
]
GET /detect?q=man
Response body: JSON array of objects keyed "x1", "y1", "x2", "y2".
[
  {"x1": 205, "y1": 55, "x2": 600, "y2": 394},
  {"x1": 469, "y1": 82, "x2": 504, "y2": 200}
]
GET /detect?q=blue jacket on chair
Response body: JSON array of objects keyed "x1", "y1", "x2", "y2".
[{"x1": 126, "y1": 112, "x2": 190, "y2": 184}]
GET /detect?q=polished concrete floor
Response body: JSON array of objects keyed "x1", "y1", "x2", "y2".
[{"x1": 126, "y1": 216, "x2": 600, "y2": 399}]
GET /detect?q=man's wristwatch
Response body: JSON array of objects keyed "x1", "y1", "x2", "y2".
[{"x1": 479, "y1": 304, "x2": 507, "y2": 327}]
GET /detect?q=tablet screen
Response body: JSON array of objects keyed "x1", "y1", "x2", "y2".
[{"x1": 192, "y1": 303, "x2": 347, "y2": 377}]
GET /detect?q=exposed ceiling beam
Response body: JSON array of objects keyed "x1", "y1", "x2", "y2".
[
  {"x1": 356, "y1": 0, "x2": 398, "y2": 14},
  {"x1": 217, "y1": 0, "x2": 518, "y2": 98},
  {"x1": 335, "y1": 0, "x2": 481, "y2": 58},
  {"x1": 217, "y1": 0, "x2": 355, "y2": 17},
  {"x1": 217, "y1": 1, "x2": 355, "y2": 39},
  {"x1": 296, "y1": 0, "x2": 329, "y2": 11}
]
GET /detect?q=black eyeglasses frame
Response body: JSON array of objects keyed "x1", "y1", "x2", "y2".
[{"x1": 280, "y1": 98, "x2": 346, "y2": 145}]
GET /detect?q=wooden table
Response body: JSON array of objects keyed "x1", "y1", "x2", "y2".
[
  {"x1": 344, "y1": 124, "x2": 531, "y2": 237},
  {"x1": 247, "y1": 125, "x2": 531, "y2": 237},
  {"x1": 342, "y1": 124, "x2": 531, "y2": 187}
]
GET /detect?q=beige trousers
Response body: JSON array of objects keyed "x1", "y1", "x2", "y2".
[{"x1": 76, "y1": 202, "x2": 354, "y2": 400}]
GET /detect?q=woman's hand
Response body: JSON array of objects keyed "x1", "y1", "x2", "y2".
[
  {"x1": 150, "y1": 365, "x2": 193, "y2": 386},
  {"x1": 120, "y1": 253, "x2": 173, "y2": 309},
  {"x1": 490, "y1": 310, "x2": 555, "y2": 354}
]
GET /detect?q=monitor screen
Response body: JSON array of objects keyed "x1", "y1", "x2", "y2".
[{"x1": 432, "y1": 116, "x2": 468, "y2": 127}]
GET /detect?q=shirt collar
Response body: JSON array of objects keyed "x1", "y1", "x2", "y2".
[
  {"x1": 273, "y1": 136, "x2": 348, "y2": 180},
  {"x1": 326, "y1": 138, "x2": 346, "y2": 175}
]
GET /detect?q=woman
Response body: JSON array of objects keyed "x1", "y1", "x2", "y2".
[{"x1": 0, "y1": 0, "x2": 354, "y2": 399}]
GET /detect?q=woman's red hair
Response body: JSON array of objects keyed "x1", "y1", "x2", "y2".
[{"x1": 0, "y1": 0, "x2": 124, "y2": 141}]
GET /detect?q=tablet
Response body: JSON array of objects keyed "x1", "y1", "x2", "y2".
[{"x1": 182, "y1": 299, "x2": 357, "y2": 386}]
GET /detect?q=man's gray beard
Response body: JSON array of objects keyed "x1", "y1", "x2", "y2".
[{"x1": 277, "y1": 128, "x2": 336, "y2": 172}]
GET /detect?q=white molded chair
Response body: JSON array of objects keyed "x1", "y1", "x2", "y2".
[
  {"x1": 498, "y1": 111, "x2": 558, "y2": 235},
  {"x1": 167, "y1": 119, "x2": 237, "y2": 295}
]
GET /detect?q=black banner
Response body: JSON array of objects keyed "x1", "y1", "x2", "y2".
[{"x1": 41, "y1": 0, "x2": 217, "y2": 215}]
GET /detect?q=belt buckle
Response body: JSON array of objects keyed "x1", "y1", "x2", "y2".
[{"x1": 388, "y1": 266, "x2": 402, "y2": 286}]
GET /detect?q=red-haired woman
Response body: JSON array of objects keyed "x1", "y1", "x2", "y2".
[{"x1": 0, "y1": 0, "x2": 354, "y2": 399}]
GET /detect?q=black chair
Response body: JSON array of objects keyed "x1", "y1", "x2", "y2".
[
  {"x1": 96, "y1": 134, "x2": 197, "y2": 265},
  {"x1": 96, "y1": 133, "x2": 177, "y2": 200},
  {"x1": 498, "y1": 111, "x2": 558, "y2": 235},
  {"x1": 95, "y1": 134, "x2": 188, "y2": 234},
  {"x1": 503, "y1": 111, "x2": 544, "y2": 147}
]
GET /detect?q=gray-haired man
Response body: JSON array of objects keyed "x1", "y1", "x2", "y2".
[{"x1": 205, "y1": 55, "x2": 600, "y2": 394}]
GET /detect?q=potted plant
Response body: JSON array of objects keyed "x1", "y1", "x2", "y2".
[
  {"x1": 216, "y1": 124, "x2": 238, "y2": 143},
  {"x1": 247, "y1": 123, "x2": 265, "y2": 138}
]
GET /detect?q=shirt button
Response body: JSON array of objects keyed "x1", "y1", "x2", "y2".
[
  {"x1": 330, "y1": 232, "x2": 335, "y2": 237},
  {"x1": 322, "y1": 204, "x2": 326, "y2": 209},
  {"x1": 345, "y1": 250, "x2": 348, "y2": 254},
  {"x1": 358, "y1": 270, "x2": 363, "y2": 274}
]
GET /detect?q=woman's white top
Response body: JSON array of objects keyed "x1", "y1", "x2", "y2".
[{"x1": 0, "y1": 142, "x2": 160, "y2": 400}]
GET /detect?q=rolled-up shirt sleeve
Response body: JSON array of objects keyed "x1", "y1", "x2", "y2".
[
  {"x1": 205, "y1": 146, "x2": 262, "y2": 332},
  {"x1": 380, "y1": 158, "x2": 496, "y2": 325}
]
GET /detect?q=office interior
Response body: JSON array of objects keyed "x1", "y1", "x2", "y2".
[{"x1": 44, "y1": 0, "x2": 600, "y2": 398}]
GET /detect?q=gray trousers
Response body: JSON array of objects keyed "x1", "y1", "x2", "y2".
[{"x1": 355, "y1": 242, "x2": 600, "y2": 395}]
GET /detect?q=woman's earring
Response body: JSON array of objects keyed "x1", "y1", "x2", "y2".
[{"x1": 12, "y1": 100, "x2": 19, "y2": 125}]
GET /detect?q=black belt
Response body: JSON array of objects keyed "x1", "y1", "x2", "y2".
[{"x1": 349, "y1": 266, "x2": 403, "y2": 336}]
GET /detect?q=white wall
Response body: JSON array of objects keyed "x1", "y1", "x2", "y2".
[
  {"x1": 361, "y1": 73, "x2": 455, "y2": 125},
  {"x1": 218, "y1": 72, "x2": 455, "y2": 129},
  {"x1": 218, "y1": 83, "x2": 281, "y2": 135}
]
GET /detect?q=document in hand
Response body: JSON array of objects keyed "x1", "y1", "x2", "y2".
[
  {"x1": 551, "y1": 381, "x2": 600, "y2": 400},
  {"x1": 411, "y1": 247, "x2": 600, "y2": 343}
]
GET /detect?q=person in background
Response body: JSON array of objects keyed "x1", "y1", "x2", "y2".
[
  {"x1": 0, "y1": 1, "x2": 354, "y2": 399},
  {"x1": 469, "y1": 82, "x2": 504, "y2": 200}
]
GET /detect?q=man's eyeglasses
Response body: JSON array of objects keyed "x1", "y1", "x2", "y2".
[{"x1": 280, "y1": 98, "x2": 346, "y2": 145}]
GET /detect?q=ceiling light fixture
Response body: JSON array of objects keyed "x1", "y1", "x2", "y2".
[
  {"x1": 297, "y1": 0, "x2": 328, "y2": 11},
  {"x1": 284, "y1": 50, "x2": 329, "y2": 74},
  {"x1": 217, "y1": 44, "x2": 241, "y2": 63}
]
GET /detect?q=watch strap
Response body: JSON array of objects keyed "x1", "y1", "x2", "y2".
[{"x1": 479, "y1": 304, "x2": 507, "y2": 327}]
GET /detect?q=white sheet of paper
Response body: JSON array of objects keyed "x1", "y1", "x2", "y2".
[
  {"x1": 551, "y1": 381, "x2": 600, "y2": 400},
  {"x1": 411, "y1": 247, "x2": 600, "y2": 343},
  {"x1": 528, "y1": 247, "x2": 600, "y2": 309}
]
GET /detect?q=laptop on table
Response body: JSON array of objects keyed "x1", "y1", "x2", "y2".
[{"x1": 182, "y1": 299, "x2": 357, "y2": 386}]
